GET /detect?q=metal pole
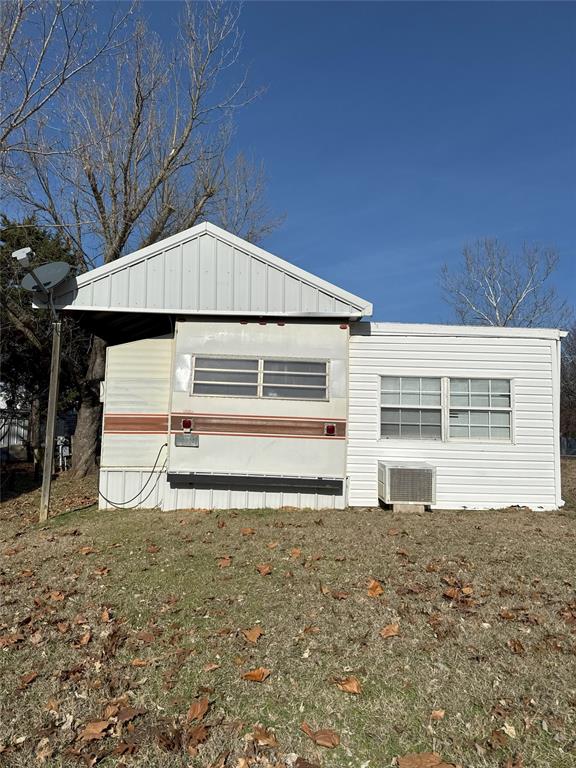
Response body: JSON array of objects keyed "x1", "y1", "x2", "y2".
[{"x1": 39, "y1": 320, "x2": 62, "y2": 522}]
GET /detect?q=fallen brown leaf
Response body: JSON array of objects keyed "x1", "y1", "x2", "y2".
[
  {"x1": 241, "y1": 626, "x2": 264, "y2": 644},
  {"x1": 430, "y1": 709, "x2": 446, "y2": 721},
  {"x1": 290, "y1": 547, "x2": 302, "y2": 558},
  {"x1": 146, "y1": 544, "x2": 160, "y2": 554},
  {"x1": 241, "y1": 667, "x2": 271, "y2": 682},
  {"x1": 335, "y1": 676, "x2": 362, "y2": 694},
  {"x1": 78, "y1": 720, "x2": 110, "y2": 742},
  {"x1": 217, "y1": 556, "x2": 232, "y2": 568},
  {"x1": 187, "y1": 697, "x2": 210, "y2": 722},
  {"x1": 35, "y1": 737, "x2": 53, "y2": 763},
  {"x1": 78, "y1": 546, "x2": 96, "y2": 555},
  {"x1": 241, "y1": 527, "x2": 256, "y2": 536},
  {"x1": 300, "y1": 721, "x2": 340, "y2": 748},
  {"x1": 295, "y1": 759, "x2": 321, "y2": 768},
  {"x1": 507, "y1": 638, "x2": 525, "y2": 655},
  {"x1": 397, "y1": 753, "x2": 456, "y2": 768},
  {"x1": 380, "y1": 623, "x2": 400, "y2": 639},
  {"x1": 367, "y1": 578, "x2": 384, "y2": 597},
  {"x1": 117, "y1": 706, "x2": 144, "y2": 724},
  {"x1": 256, "y1": 563, "x2": 272, "y2": 576},
  {"x1": 18, "y1": 671, "x2": 38, "y2": 689},
  {"x1": 186, "y1": 723, "x2": 210, "y2": 752},
  {"x1": 252, "y1": 724, "x2": 278, "y2": 747}
]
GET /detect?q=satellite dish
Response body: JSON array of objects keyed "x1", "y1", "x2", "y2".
[{"x1": 21, "y1": 262, "x2": 71, "y2": 295}]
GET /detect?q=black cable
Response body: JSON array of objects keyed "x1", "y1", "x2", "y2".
[{"x1": 97, "y1": 442, "x2": 168, "y2": 509}]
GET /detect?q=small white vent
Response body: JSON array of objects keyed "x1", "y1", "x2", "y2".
[{"x1": 378, "y1": 462, "x2": 436, "y2": 505}]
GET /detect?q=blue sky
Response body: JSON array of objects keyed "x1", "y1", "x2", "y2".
[{"x1": 114, "y1": 3, "x2": 576, "y2": 321}]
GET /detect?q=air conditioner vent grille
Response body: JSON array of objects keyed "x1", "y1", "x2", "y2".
[
  {"x1": 389, "y1": 467, "x2": 434, "y2": 503},
  {"x1": 378, "y1": 462, "x2": 436, "y2": 505}
]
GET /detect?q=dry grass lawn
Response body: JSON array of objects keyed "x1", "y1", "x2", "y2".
[{"x1": 1, "y1": 461, "x2": 575, "y2": 767}]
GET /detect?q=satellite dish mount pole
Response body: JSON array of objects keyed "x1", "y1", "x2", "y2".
[
  {"x1": 39, "y1": 316, "x2": 62, "y2": 522},
  {"x1": 11, "y1": 247, "x2": 69, "y2": 523}
]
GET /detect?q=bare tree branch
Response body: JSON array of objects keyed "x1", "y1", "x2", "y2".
[
  {"x1": 441, "y1": 239, "x2": 573, "y2": 328},
  {"x1": 0, "y1": 0, "x2": 133, "y2": 173}
]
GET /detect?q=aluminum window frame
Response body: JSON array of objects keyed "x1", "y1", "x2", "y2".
[
  {"x1": 447, "y1": 377, "x2": 513, "y2": 443},
  {"x1": 380, "y1": 376, "x2": 443, "y2": 441},
  {"x1": 378, "y1": 375, "x2": 515, "y2": 444},
  {"x1": 191, "y1": 355, "x2": 329, "y2": 401}
]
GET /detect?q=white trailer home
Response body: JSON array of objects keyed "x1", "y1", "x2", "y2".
[{"x1": 46, "y1": 223, "x2": 565, "y2": 512}]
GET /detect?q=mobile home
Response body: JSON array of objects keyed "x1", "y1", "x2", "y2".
[{"x1": 47, "y1": 223, "x2": 565, "y2": 511}]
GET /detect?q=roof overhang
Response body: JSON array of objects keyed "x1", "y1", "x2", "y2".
[{"x1": 36, "y1": 222, "x2": 372, "y2": 322}]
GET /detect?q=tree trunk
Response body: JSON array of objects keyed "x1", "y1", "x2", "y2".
[
  {"x1": 71, "y1": 336, "x2": 106, "y2": 478},
  {"x1": 29, "y1": 396, "x2": 42, "y2": 480}
]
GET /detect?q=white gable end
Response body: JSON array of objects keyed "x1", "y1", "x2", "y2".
[{"x1": 49, "y1": 223, "x2": 372, "y2": 318}]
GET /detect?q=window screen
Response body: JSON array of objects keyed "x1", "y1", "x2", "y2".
[
  {"x1": 380, "y1": 377, "x2": 442, "y2": 439},
  {"x1": 192, "y1": 357, "x2": 258, "y2": 397},
  {"x1": 192, "y1": 357, "x2": 328, "y2": 400},
  {"x1": 263, "y1": 360, "x2": 327, "y2": 400},
  {"x1": 449, "y1": 379, "x2": 511, "y2": 440}
]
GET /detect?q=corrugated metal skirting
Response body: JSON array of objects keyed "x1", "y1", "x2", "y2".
[{"x1": 99, "y1": 469, "x2": 346, "y2": 511}]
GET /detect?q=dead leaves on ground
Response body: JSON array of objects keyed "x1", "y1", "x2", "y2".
[
  {"x1": 380, "y1": 622, "x2": 400, "y2": 639},
  {"x1": 300, "y1": 721, "x2": 340, "y2": 748},
  {"x1": 368, "y1": 578, "x2": 385, "y2": 597},
  {"x1": 241, "y1": 667, "x2": 271, "y2": 683},
  {"x1": 18, "y1": 670, "x2": 39, "y2": 689},
  {"x1": 334, "y1": 675, "x2": 362, "y2": 694},
  {"x1": 397, "y1": 753, "x2": 458, "y2": 768},
  {"x1": 256, "y1": 563, "x2": 272, "y2": 576},
  {"x1": 78, "y1": 720, "x2": 111, "y2": 742},
  {"x1": 242, "y1": 626, "x2": 264, "y2": 644},
  {"x1": 186, "y1": 696, "x2": 210, "y2": 722}
]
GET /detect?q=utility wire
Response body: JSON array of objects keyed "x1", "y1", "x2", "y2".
[{"x1": 97, "y1": 442, "x2": 168, "y2": 509}]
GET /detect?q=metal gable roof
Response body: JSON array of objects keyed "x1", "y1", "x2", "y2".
[{"x1": 46, "y1": 223, "x2": 372, "y2": 318}]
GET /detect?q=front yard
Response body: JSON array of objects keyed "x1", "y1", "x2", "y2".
[{"x1": 1, "y1": 462, "x2": 575, "y2": 767}]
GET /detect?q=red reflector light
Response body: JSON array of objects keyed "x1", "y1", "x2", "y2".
[
  {"x1": 324, "y1": 423, "x2": 336, "y2": 436},
  {"x1": 181, "y1": 418, "x2": 192, "y2": 431}
]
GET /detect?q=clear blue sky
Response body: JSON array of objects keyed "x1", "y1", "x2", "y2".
[{"x1": 122, "y1": 3, "x2": 576, "y2": 321}]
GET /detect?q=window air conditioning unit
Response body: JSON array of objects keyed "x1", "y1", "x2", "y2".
[{"x1": 378, "y1": 462, "x2": 436, "y2": 505}]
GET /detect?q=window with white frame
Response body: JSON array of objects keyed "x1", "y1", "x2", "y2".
[
  {"x1": 380, "y1": 375, "x2": 513, "y2": 442},
  {"x1": 380, "y1": 377, "x2": 442, "y2": 439},
  {"x1": 192, "y1": 356, "x2": 328, "y2": 400},
  {"x1": 449, "y1": 378, "x2": 511, "y2": 440}
]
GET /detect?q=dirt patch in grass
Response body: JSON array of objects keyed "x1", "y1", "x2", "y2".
[{"x1": 1, "y1": 471, "x2": 575, "y2": 767}]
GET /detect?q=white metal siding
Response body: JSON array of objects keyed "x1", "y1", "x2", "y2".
[
  {"x1": 51, "y1": 223, "x2": 372, "y2": 318},
  {"x1": 99, "y1": 470, "x2": 345, "y2": 511},
  {"x1": 347, "y1": 328, "x2": 560, "y2": 511}
]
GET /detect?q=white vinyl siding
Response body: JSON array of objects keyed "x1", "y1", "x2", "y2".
[{"x1": 348, "y1": 326, "x2": 561, "y2": 511}]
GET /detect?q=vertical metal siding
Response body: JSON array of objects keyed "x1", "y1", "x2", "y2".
[
  {"x1": 52, "y1": 226, "x2": 370, "y2": 317},
  {"x1": 99, "y1": 469, "x2": 345, "y2": 511},
  {"x1": 347, "y1": 330, "x2": 559, "y2": 511}
]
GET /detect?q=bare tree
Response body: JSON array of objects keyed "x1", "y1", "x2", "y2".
[
  {"x1": 7, "y1": 2, "x2": 281, "y2": 477},
  {"x1": 561, "y1": 324, "x2": 576, "y2": 437},
  {"x1": 0, "y1": 0, "x2": 131, "y2": 172},
  {"x1": 441, "y1": 239, "x2": 572, "y2": 328}
]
